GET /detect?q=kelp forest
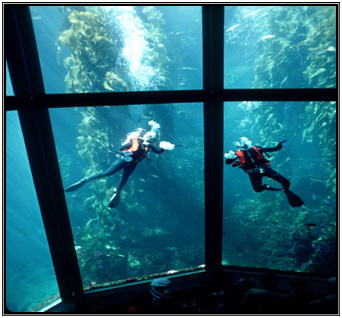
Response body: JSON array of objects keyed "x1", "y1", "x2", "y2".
[
  {"x1": 223, "y1": 6, "x2": 336, "y2": 275},
  {"x1": 55, "y1": 5, "x2": 336, "y2": 290},
  {"x1": 57, "y1": 6, "x2": 204, "y2": 288}
]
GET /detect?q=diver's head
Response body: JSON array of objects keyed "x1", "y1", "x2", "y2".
[
  {"x1": 148, "y1": 120, "x2": 161, "y2": 133},
  {"x1": 126, "y1": 128, "x2": 145, "y2": 141},
  {"x1": 143, "y1": 131, "x2": 156, "y2": 144},
  {"x1": 126, "y1": 131, "x2": 140, "y2": 140},
  {"x1": 236, "y1": 137, "x2": 252, "y2": 149},
  {"x1": 150, "y1": 277, "x2": 171, "y2": 296},
  {"x1": 135, "y1": 128, "x2": 146, "y2": 135},
  {"x1": 151, "y1": 277, "x2": 171, "y2": 288}
]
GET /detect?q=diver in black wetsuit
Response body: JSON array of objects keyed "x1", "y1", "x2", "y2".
[
  {"x1": 65, "y1": 121, "x2": 175, "y2": 208},
  {"x1": 224, "y1": 137, "x2": 304, "y2": 207}
]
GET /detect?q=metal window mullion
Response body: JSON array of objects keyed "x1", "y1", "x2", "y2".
[
  {"x1": 5, "y1": 5, "x2": 85, "y2": 308},
  {"x1": 202, "y1": 6, "x2": 224, "y2": 287},
  {"x1": 5, "y1": 88, "x2": 337, "y2": 112},
  {"x1": 17, "y1": 109, "x2": 85, "y2": 305}
]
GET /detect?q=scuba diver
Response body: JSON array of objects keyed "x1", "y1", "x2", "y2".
[
  {"x1": 65, "y1": 120, "x2": 175, "y2": 208},
  {"x1": 224, "y1": 137, "x2": 304, "y2": 207}
]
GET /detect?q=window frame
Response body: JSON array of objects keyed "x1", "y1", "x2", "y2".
[{"x1": 5, "y1": 4, "x2": 337, "y2": 311}]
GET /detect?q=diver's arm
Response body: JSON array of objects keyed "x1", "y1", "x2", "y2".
[
  {"x1": 225, "y1": 158, "x2": 238, "y2": 165},
  {"x1": 260, "y1": 142, "x2": 283, "y2": 153},
  {"x1": 149, "y1": 145, "x2": 165, "y2": 154},
  {"x1": 120, "y1": 142, "x2": 132, "y2": 150},
  {"x1": 116, "y1": 142, "x2": 133, "y2": 155}
]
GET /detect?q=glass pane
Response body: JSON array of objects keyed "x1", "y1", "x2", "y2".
[
  {"x1": 50, "y1": 104, "x2": 204, "y2": 288},
  {"x1": 6, "y1": 61, "x2": 14, "y2": 96},
  {"x1": 223, "y1": 101, "x2": 336, "y2": 276},
  {"x1": 6, "y1": 111, "x2": 60, "y2": 312},
  {"x1": 225, "y1": 6, "x2": 336, "y2": 88},
  {"x1": 30, "y1": 6, "x2": 202, "y2": 94}
]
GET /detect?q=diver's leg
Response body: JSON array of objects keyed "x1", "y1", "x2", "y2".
[
  {"x1": 116, "y1": 164, "x2": 137, "y2": 192},
  {"x1": 266, "y1": 168, "x2": 303, "y2": 207},
  {"x1": 87, "y1": 159, "x2": 126, "y2": 182},
  {"x1": 248, "y1": 173, "x2": 264, "y2": 192},
  {"x1": 265, "y1": 168, "x2": 290, "y2": 191},
  {"x1": 109, "y1": 163, "x2": 137, "y2": 208},
  {"x1": 247, "y1": 169, "x2": 283, "y2": 192},
  {"x1": 65, "y1": 159, "x2": 126, "y2": 192}
]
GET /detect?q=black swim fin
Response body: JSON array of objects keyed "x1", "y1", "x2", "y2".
[
  {"x1": 284, "y1": 190, "x2": 304, "y2": 207},
  {"x1": 65, "y1": 179, "x2": 87, "y2": 192},
  {"x1": 109, "y1": 192, "x2": 120, "y2": 208}
]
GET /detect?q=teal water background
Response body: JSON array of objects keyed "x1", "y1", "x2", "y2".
[{"x1": 6, "y1": 5, "x2": 336, "y2": 312}]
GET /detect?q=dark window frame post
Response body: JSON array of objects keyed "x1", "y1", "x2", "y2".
[
  {"x1": 202, "y1": 6, "x2": 224, "y2": 288},
  {"x1": 5, "y1": 5, "x2": 85, "y2": 311}
]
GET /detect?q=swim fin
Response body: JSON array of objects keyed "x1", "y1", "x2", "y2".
[
  {"x1": 284, "y1": 190, "x2": 304, "y2": 207},
  {"x1": 109, "y1": 192, "x2": 120, "y2": 208},
  {"x1": 65, "y1": 179, "x2": 87, "y2": 192}
]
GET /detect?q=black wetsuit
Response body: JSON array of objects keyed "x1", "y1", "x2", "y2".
[
  {"x1": 226, "y1": 142, "x2": 290, "y2": 192},
  {"x1": 87, "y1": 138, "x2": 164, "y2": 193}
]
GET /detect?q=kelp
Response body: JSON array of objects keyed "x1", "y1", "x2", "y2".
[
  {"x1": 71, "y1": 104, "x2": 204, "y2": 286},
  {"x1": 251, "y1": 6, "x2": 336, "y2": 158},
  {"x1": 140, "y1": 6, "x2": 172, "y2": 89},
  {"x1": 58, "y1": 7, "x2": 127, "y2": 93},
  {"x1": 58, "y1": 6, "x2": 205, "y2": 287},
  {"x1": 224, "y1": 6, "x2": 336, "y2": 275},
  {"x1": 224, "y1": 191, "x2": 336, "y2": 274},
  {"x1": 57, "y1": 6, "x2": 172, "y2": 93},
  {"x1": 302, "y1": 6, "x2": 336, "y2": 88},
  {"x1": 250, "y1": 6, "x2": 336, "y2": 191}
]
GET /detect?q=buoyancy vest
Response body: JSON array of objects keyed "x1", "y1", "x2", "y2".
[
  {"x1": 123, "y1": 137, "x2": 140, "y2": 153},
  {"x1": 232, "y1": 146, "x2": 270, "y2": 169},
  {"x1": 122, "y1": 137, "x2": 149, "y2": 160}
]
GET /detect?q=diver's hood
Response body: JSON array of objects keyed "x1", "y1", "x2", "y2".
[
  {"x1": 126, "y1": 131, "x2": 140, "y2": 140},
  {"x1": 143, "y1": 131, "x2": 156, "y2": 143},
  {"x1": 123, "y1": 129, "x2": 144, "y2": 145},
  {"x1": 236, "y1": 137, "x2": 252, "y2": 149},
  {"x1": 135, "y1": 128, "x2": 145, "y2": 134},
  {"x1": 142, "y1": 120, "x2": 160, "y2": 143}
]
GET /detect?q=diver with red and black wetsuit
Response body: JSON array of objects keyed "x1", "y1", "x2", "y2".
[
  {"x1": 225, "y1": 137, "x2": 304, "y2": 207},
  {"x1": 65, "y1": 121, "x2": 175, "y2": 208}
]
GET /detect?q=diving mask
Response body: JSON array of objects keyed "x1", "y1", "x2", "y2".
[{"x1": 236, "y1": 137, "x2": 252, "y2": 149}]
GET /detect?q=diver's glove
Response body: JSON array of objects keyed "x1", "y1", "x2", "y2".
[
  {"x1": 224, "y1": 150, "x2": 237, "y2": 159},
  {"x1": 159, "y1": 141, "x2": 175, "y2": 151},
  {"x1": 277, "y1": 137, "x2": 289, "y2": 147}
]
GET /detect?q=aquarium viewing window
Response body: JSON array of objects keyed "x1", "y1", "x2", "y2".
[
  {"x1": 30, "y1": 6, "x2": 203, "y2": 94},
  {"x1": 49, "y1": 103, "x2": 205, "y2": 290},
  {"x1": 223, "y1": 101, "x2": 336, "y2": 274},
  {"x1": 6, "y1": 112, "x2": 60, "y2": 312},
  {"x1": 6, "y1": 62, "x2": 14, "y2": 96},
  {"x1": 224, "y1": 6, "x2": 336, "y2": 89},
  {"x1": 5, "y1": 5, "x2": 337, "y2": 312}
]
